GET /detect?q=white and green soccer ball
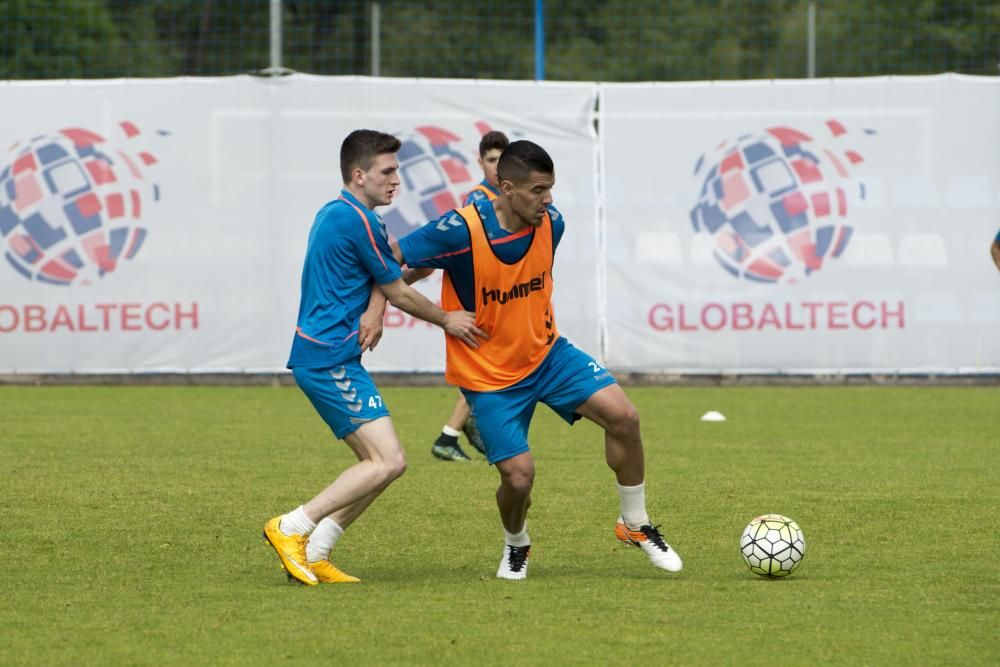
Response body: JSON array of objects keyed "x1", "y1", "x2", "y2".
[{"x1": 740, "y1": 514, "x2": 805, "y2": 578}]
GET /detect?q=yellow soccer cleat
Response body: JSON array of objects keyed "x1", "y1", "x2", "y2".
[
  {"x1": 263, "y1": 516, "x2": 318, "y2": 586},
  {"x1": 309, "y1": 559, "x2": 361, "y2": 584}
]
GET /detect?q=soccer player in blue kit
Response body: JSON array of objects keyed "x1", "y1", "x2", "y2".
[
  {"x1": 388, "y1": 140, "x2": 683, "y2": 580},
  {"x1": 262, "y1": 130, "x2": 486, "y2": 585}
]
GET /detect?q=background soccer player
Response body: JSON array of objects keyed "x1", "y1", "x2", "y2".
[
  {"x1": 263, "y1": 130, "x2": 486, "y2": 586},
  {"x1": 431, "y1": 130, "x2": 509, "y2": 462},
  {"x1": 464, "y1": 130, "x2": 508, "y2": 205},
  {"x1": 392, "y1": 140, "x2": 683, "y2": 580}
]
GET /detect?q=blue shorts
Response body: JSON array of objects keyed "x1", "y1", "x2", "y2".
[
  {"x1": 292, "y1": 360, "x2": 390, "y2": 440},
  {"x1": 461, "y1": 337, "x2": 617, "y2": 464}
]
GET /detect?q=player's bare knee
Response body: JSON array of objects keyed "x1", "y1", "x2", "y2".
[
  {"x1": 376, "y1": 452, "x2": 407, "y2": 484},
  {"x1": 606, "y1": 403, "x2": 641, "y2": 440},
  {"x1": 387, "y1": 452, "x2": 407, "y2": 481},
  {"x1": 500, "y1": 468, "x2": 534, "y2": 496}
]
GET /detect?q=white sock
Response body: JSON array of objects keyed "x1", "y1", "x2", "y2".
[
  {"x1": 504, "y1": 526, "x2": 530, "y2": 547},
  {"x1": 617, "y1": 482, "x2": 650, "y2": 529},
  {"x1": 279, "y1": 505, "x2": 316, "y2": 537},
  {"x1": 442, "y1": 425, "x2": 461, "y2": 437},
  {"x1": 306, "y1": 517, "x2": 345, "y2": 563}
]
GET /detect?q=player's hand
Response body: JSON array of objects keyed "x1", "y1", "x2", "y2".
[
  {"x1": 442, "y1": 310, "x2": 489, "y2": 349},
  {"x1": 359, "y1": 310, "x2": 384, "y2": 352}
]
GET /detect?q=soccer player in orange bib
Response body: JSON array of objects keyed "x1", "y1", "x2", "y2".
[
  {"x1": 430, "y1": 131, "x2": 509, "y2": 461},
  {"x1": 431, "y1": 130, "x2": 510, "y2": 461},
  {"x1": 392, "y1": 140, "x2": 683, "y2": 579}
]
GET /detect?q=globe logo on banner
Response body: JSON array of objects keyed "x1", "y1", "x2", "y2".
[
  {"x1": 382, "y1": 123, "x2": 490, "y2": 240},
  {"x1": 0, "y1": 122, "x2": 165, "y2": 286},
  {"x1": 689, "y1": 120, "x2": 872, "y2": 283}
]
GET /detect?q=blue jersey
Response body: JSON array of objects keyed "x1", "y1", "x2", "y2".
[
  {"x1": 287, "y1": 189, "x2": 401, "y2": 369},
  {"x1": 398, "y1": 199, "x2": 565, "y2": 311},
  {"x1": 464, "y1": 180, "x2": 500, "y2": 206}
]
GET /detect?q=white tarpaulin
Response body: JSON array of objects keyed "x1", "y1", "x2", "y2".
[
  {"x1": 600, "y1": 74, "x2": 1000, "y2": 373},
  {"x1": 0, "y1": 76, "x2": 599, "y2": 373},
  {"x1": 2, "y1": 74, "x2": 997, "y2": 375}
]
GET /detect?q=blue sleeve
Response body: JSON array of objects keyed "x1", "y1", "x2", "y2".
[
  {"x1": 398, "y1": 210, "x2": 471, "y2": 271},
  {"x1": 347, "y1": 213, "x2": 402, "y2": 285},
  {"x1": 464, "y1": 188, "x2": 490, "y2": 207},
  {"x1": 548, "y1": 204, "x2": 565, "y2": 251},
  {"x1": 995, "y1": 230, "x2": 1000, "y2": 243}
]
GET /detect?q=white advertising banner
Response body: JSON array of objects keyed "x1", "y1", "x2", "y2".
[
  {"x1": 600, "y1": 75, "x2": 1000, "y2": 373},
  {"x1": 3, "y1": 74, "x2": 997, "y2": 375},
  {"x1": 0, "y1": 76, "x2": 599, "y2": 373}
]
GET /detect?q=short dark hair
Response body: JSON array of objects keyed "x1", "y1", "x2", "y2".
[
  {"x1": 496, "y1": 140, "x2": 553, "y2": 185},
  {"x1": 340, "y1": 130, "x2": 401, "y2": 183},
  {"x1": 478, "y1": 130, "x2": 509, "y2": 157}
]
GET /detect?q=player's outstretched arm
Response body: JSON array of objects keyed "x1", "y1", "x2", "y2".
[
  {"x1": 402, "y1": 266, "x2": 434, "y2": 285},
  {"x1": 991, "y1": 240, "x2": 1000, "y2": 273},
  {"x1": 377, "y1": 278, "x2": 488, "y2": 348},
  {"x1": 390, "y1": 236, "x2": 438, "y2": 285},
  {"x1": 390, "y1": 241, "x2": 433, "y2": 284}
]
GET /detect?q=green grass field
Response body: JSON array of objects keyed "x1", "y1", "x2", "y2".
[{"x1": 2, "y1": 385, "x2": 998, "y2": 666}]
